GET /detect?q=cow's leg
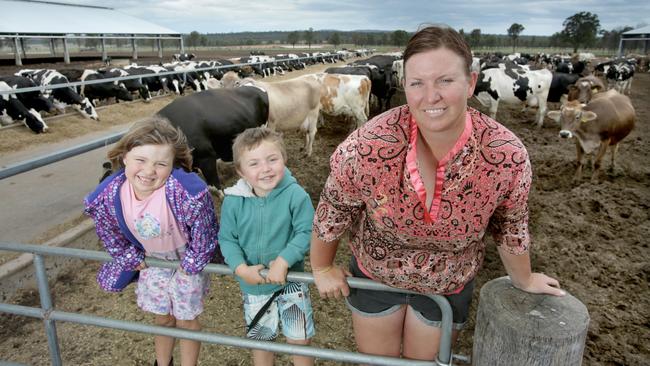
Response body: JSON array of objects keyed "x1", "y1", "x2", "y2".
[
  {"x1": 536, "y1": 100, "x2": 548, "y2": 129},
  {"x1": 196, "y1": 156, "x2": 220, "y2": 190},
  {"x1": 489, "y1": 101, "x2": 498, "y2": 120},
  {"x1": 354, "y1": 109, "x2": 368, "y2": 129},
  {"x1": 574, "y1": 141, "x2": 585, "y2": 182},
  {"x1": 609, "y1": 143, "x2": 620, "y2": 173},
  {"x1": 302, "y1": 111, "x2": 319, "y2": 156},
  {"x1": 591, "y1": 139, "x2": 610, "y2": 183}
]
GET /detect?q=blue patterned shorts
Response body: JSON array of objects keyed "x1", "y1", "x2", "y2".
[
  {"x1": 243, "y1": 282, "x2": 315, "y2": 341},
  {"x1": 136, "y1": 267, "x2": 209, "y2": 320}
]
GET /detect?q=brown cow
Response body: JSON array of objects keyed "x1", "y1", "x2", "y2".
[
  {"x1": 220, "y1": 71, "x2": 321, "y2": 156},
  {"x1": 566, "y1": 74, "x2": 605, "y2": 104},
  {"x1": 547, "y1": 89, "x2": 635, "y2": 182},
  {"x1": 300, "y1": 73, "x2": 371, "y2": 129}
]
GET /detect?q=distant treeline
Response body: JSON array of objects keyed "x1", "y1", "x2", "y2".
[{"x1": 181, "y1": 27, "x2": 641, "y2": 51}]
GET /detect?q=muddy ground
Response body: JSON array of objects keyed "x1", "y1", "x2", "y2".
[{"x1": 0, "y1": 56, "x2": 648, "y2": 365}]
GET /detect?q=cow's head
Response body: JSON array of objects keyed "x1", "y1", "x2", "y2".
[
  {"x1": 547, "y1": 101, "x2": 597, "y2": 139},
  {"x1": 115, "y1": 83, "x2": 134, "y2": 102},
  {"x1": 24, "y1": 108, "x2": 48, "y2": 133},
  {"x1": 220, "y1": 71, "x2": 242, "y2": 88},
  {"x1": 76, "y1": 97, "x2": 99, "y2": 120},
  {"x1": 568, "y1": 78, "x2": 603, "y2": 104}
]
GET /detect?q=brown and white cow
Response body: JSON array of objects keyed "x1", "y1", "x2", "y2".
[
  {"x1": 300, "y1": 73, "x2": 371, "y2": 129},
  {"x1": 547, "y1": 89, "x2": 635, "y2": 182},
  {"x1": 220, "y1": 71, "x2": 321, "y2": 156}
]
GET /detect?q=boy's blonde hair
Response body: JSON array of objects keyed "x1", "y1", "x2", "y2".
[
  {"x1": 107, "y1": 115, "x2": 193, "y2": 171},
  {"x1": 232, "y1": 127, "x2": 287, "y2": 168}
]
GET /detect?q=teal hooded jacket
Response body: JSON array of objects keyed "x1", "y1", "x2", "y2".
[{"x1": 219, "y1": 168, "x2": 314, "y2": 295}]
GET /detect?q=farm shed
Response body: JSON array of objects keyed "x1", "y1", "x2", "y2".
[
  {"x1": 0, "y1": 0, "x2": 183, "y2": 65},
  {"x1": 619, "y1": 25, "x2": 650, "y2": 56}
]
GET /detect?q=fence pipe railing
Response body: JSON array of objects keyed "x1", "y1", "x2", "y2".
[
  {"x1": 0, "y1": 131, "x2": 125, "y2": 180},
  {"x1": 34, "y1": 254, "x2": 63, "y2": 366},
  {"x1": 0, "y1": 242, "x2": 454, "y2": 366}
]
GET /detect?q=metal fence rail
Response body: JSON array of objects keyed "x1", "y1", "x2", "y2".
[
  {"x1": 0, "y1": 54, "x2": 340, "y2": 96},
  {"x1": 0, "y1": 242, "x2": 454, "y2": 366}
]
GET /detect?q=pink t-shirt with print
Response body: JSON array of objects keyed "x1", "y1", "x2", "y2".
[
  {"x1": 313, "y1": 106, "x2": 532, "y2": 294},
  {"x1": 120, "y1": 182, "x2": 188, "y2": 255}
]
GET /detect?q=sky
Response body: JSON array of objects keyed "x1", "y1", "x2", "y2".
[{"x1": 63, "y1": 0, "x2": 649, "y2": 36}]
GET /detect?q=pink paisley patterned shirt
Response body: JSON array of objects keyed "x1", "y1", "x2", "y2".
[{"x1": 313, "y1": 106, "x2": 532, "y2": 294}]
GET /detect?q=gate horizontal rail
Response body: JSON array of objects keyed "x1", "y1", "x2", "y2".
[{"x1": 0, "y1": 242, "x2": 454, "y2": 366}]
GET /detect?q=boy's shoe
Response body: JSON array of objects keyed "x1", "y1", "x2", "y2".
[{"x1": 153, "y1": 357, "x2": 173, "y2": 366}]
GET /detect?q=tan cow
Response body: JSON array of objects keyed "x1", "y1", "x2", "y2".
[
  {"x1": 547, "y1": 89, "x2": 635, "y2": 182},
  {"x1": 300, "y1": 73, "x2": 371, "y2": 129},
  {"x1": 566, "y1": 74, "x2": 605, "y2": 104},
  {"x1": 220, "y1": 71, "x2": 321, "y2": 156}
]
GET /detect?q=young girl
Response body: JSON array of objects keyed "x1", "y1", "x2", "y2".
[
  {"x1": 84, "y1": 116, "x2": 220, "y2": 366},
  {"x1": 219, "y1": 127, "x2": 315, "y2": 366}
]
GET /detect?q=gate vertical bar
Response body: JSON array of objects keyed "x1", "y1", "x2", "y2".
[
  {"x1": 33, "y1": 254, "x2": 62, "y2": 366},
  {"x1": 13, "y1": 36, "x2": 22, "y2": 66},
  {"x1": 132, "y1": 34, "x2": 138, "y2": 60},
  {"x1": 157, "y1": 35, "x2": 163, "y2": 59},
  {"x1": 63, "y1": 37, "x2": 70, "y2": 64}
]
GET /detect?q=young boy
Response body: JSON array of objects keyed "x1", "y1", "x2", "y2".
[{"x1": 218, "y1": 127, "x2": 315, "y2": 366}]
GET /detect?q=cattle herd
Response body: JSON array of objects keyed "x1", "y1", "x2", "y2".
[{"x1": 0, "y1": 49, "x2": 645, "y2": 185}]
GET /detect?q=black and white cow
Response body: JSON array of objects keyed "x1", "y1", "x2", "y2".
[
  {"x1": 156, "y1": 87, "x2": 270, "y2": 189},
  {"x1": 547, "y1": 72, "x2": 580, "y2": 103},
  {"x1": 474, "y1": 64, "x2": 552, "y2": 128},
  {"x1": 99, "y1": 68, "x2": 152, "y2": 102},
  {"x1": 348, "y1": 55, "x2": 400, "y2": 111},
  {"x1": 16, "y1": 69, "x2": 98, "y2": 120},
  {"x1": 0, "y1": 75, "x2": 55, "y2": 114},
  {"x1": 80, "y1": 70, "x2": 134, "y2": 105},
  {"x1": 172, "y1": 53, "x2": 196, "y2": 62},
  {"x1": 0, "y1": 81, "x2": 48, "y2": 133},
  {"x1": 123, "y1": 65, "x2": 167, "y2": 95}
]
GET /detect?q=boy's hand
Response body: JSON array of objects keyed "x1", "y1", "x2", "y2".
[
  {"x1": 235, "y1": 264, "x2": 266, "y2": 285},
  {"x1": 266, "y1": 257, "x2": 289, "y2": 285}
]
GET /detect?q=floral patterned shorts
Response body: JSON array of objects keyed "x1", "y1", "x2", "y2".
[
  {"x1": 243, "y1": 282, "x2": 315, "y2": 341},
  {"x1": 136, "y1": 267, "x2": 209, "y2": 320}
]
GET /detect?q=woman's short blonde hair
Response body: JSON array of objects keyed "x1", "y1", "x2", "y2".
[
  {"x1": 107, "y1": 115, "x2": 193, "y2": 171},
  {"x1": 232, "y1": 127, "x2": 287, "y2": 169}
]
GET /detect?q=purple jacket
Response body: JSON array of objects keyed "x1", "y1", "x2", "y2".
[{"x1": 84, "y1": 168, "x2": 221, "y2": 292}]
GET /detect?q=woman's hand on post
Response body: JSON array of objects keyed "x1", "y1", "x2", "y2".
[
  {"x1": 312, "y1": 265, "x2": 352, "y2": 299},
  {"x1": 513, "y1": 272, "x2": 565, "y2": 297}
]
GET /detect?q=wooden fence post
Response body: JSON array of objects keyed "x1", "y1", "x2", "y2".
[{"x1": 472, "y1": 276, "x2": 589, "y2": 366}]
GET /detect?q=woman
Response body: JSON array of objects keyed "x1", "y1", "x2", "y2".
[{"x1": 310, "y1": 25, "x2": 565, "y2": 362}]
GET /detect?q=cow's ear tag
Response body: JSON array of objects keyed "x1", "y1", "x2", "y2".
[{"x1": 581, "y1": 111, "x2": 597, "y2": 123}]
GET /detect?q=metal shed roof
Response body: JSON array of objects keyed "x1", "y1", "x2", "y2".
[
  {"x1": 0, "y1": 0, "x2": 180, "y2": 35},
  {"x1": 622, "y1": 25, "x2": 650, "y2": 37}
]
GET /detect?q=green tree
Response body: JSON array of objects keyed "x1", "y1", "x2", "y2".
[
  {"x1": 470, "y1": 29, "x2": 481, "y2": 47},
  {"x1": 391, "y1": 30, "x2": 409, "y2": 47},
  {"x1": 287, "y1": 31, "x2": 300, "y2": 48},
  {"x1": 365, "y1": 33, "x2": 376, "y2": 46},
  {"x1": 328, "y1": 32, "x2": 341, "y2": 48},
  {"x1": 351, "y1": 32, "x2": 363, "y2": 46},
  {"x1": 599, "y1": 26, "x2": 633, "y2": 49},
  {"x1": 507, "y1": 23, "x2": 525, "y2": 52},
  {"x1": 303, "y1": 27, "x2": 315, "y2": 49},
  {"x1": 186, "y1": 31, "x2": 201, "y2": 49},
  {"x1": 560, "y1": 11, "x2": 600, "y2": 53}
]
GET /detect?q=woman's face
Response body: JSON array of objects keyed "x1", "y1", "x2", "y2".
[{"x1": 403, "y1": 47, "x2": 477, "y2": 135}]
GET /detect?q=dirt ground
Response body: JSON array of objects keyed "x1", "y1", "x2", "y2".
[{"x1": 0, "y1": 56, "x2": 648, "y2": 365}]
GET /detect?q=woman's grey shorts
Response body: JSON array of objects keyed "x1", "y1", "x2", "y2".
[{"x1": 345, "y1": 257, "x2": 474, "y2": 330}]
